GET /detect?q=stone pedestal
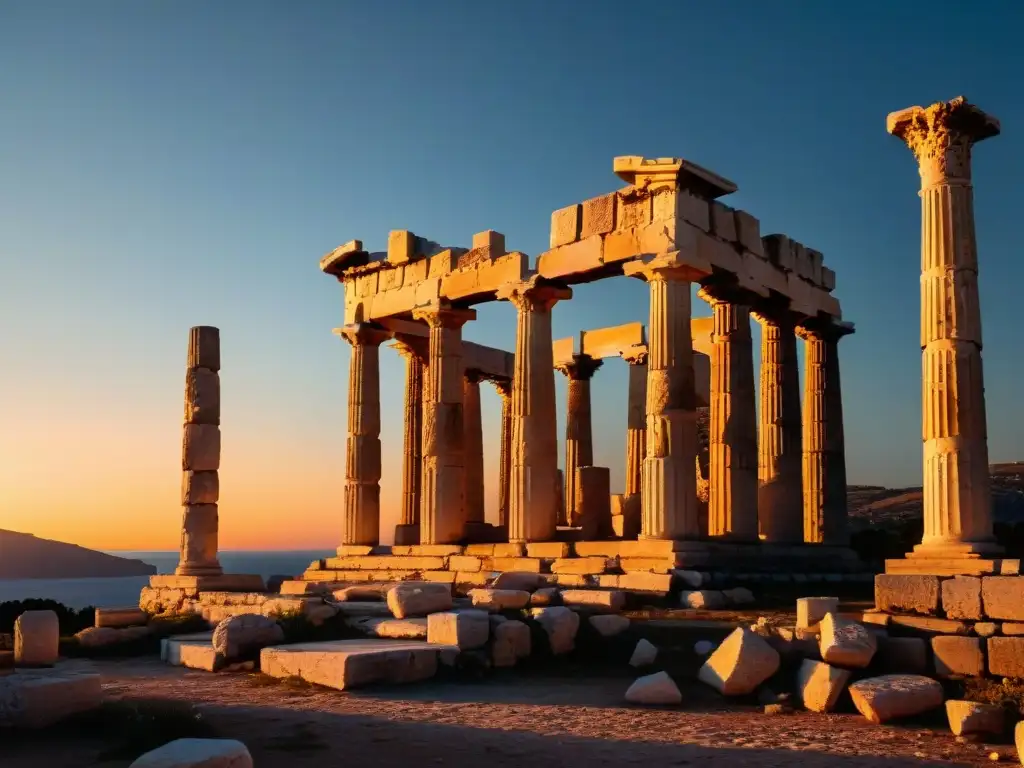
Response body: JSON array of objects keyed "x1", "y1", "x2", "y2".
[
  {"x1": 557, "y1": 354, "x2": 602, "y2": 526},
  {"x1": 393, "y1": 340, "x2": 424, "y2": 546},
  {"x1": 463, "y1": 373, "x2": 486, "y2": 524},
  {"x1": 699, "y1": 287, "x2": 758, "y2": 541},
  {"x1": 177, "y1": 326, "x2": 223, "y2": 577},
  {"x1": 498, "y1": 276, "x2": 571, "y2": 543},
  {"x1": 623, "y1": 256, "x2": 701, "y2": 541},
  {"x1": 338, "y1": 323, "x2": 389, "y2": 549},
  {"x1": 886, "y1": 97, "x2": 1003, "y2": 573},
  {"x1": 413, "y1": 304, "x2": 476, "y2": 545},
  {"x1": 753, "y1": 310, "x2": 804, "y2": 543},
  {"x1": 798, "y1": 321, "x2": 854, "y2": 546}
]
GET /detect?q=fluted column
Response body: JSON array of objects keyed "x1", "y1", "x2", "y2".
[
  {"x1": 556, "y1": 354, "x2": 603, "y2": 526},
  {"x1": 412, "y1": 303, "x2": 477, "y2": 544},
  {"x1": 699, "y1": 287, "x2": 759, "y2": 541},
  {"x1": 888, "y1": 97, "x2": 1001, "y2": 556},
  {"x1": 753, "y1": 310, "x2": 803, "y2": 543},
  {"x1": 338, "y1": 323, "x2": 389, "y2": 549},
  {"x1": 463, "y1": 372, "x2": 486, "y2": 524},
  {"x1": 177, "y1": 326, "x2": 223, "y2": 576},
  {"x1": 623, "y1": 257, "x2": 700, "y2": 540},
  {"x1": 393, "y1": 340, "x2": 424, "y2": 546},
  {"x1": 498, "y1": 276, "x2": 572, "y2": 543},
  {"x1": 798, "y1": 321, "x2": 854, "y2": 545},
  {"x1": 495, "y1": 380, "x2": 513, "y2": 528}
]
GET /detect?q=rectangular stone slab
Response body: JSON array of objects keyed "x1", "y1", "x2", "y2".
[{"x1": 260, "y1": 639, "x2": 455, "y2": 690}]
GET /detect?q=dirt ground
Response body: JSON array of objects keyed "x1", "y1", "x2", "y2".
[{"x1": 4, "y1": 658, "x2": 1014, "y2": 767}]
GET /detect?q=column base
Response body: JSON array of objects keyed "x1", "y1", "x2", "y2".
[
  {"x1": 175, "y1": 563, "x2": 223, "y2": 577},
  {"x1": 393, "y1": 524, "x2": 420, "y2": 546},
  {"x1": 886, "y1": 540, "x2": 1010, "y2": 576},
  {"x1": 150, "y1": 573, "x2": 266, "y2": 592}
]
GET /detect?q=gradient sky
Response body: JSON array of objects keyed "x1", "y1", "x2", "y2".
[{"x1": 2, "y1": 2, "x2": 1022, "y2": 551}]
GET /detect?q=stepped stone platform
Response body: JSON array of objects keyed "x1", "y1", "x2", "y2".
[{"x1": 260, "y1": 639, "x2": 458, "y2": 691}]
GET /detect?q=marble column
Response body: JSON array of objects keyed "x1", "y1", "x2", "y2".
[
  {"x1": 753, "y1": 310, "x2": 803, "y2": 543},
  {"x1": 338, "y1": 322, "x2": 389, "y2": 549},
  {"x1": 495, "y1": 380, "x2": 513, "y2": 528},
  {"x1": 556, "y1": 354, "x2": 603, "y2": 526},
  {"x1": 412, "y1": 304, "x2": 476, "y2": 545},
  {"x1": 177, "y1": 326, "x2": 223, "y2": 576},
  {"x1": 463, "y1": 372, "x2": 486, "y2": 524},
  {"x1": 623, "y1": 257, "x2": 700, "y2": 540},
  {"x1": 888, "y1": 97, "x2": 1002, "y2": 556},
  {"x1": 698, "y1": 287, "x2": 759, "y2": 541},
  {"x1": 393, "y1": 340, "x2": 424, "y2": 546},
  {"x1": 797, "y1": 321, "x2": 854, "y2": 546},
  {"x1": 498, "y1": 276, "x2": 572, "y2": 543}
]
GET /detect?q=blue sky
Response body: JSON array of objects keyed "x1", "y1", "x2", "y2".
[{"x1": 1, "y1": 2, "x2": 1022, "y2": 548}]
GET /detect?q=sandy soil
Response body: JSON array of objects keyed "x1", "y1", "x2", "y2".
[{"x1": 4, "y1": 659, "x2": 1013, "y2": 767}]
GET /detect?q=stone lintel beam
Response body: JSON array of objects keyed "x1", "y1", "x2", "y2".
[
  {"x1": 321, "y1": 240, "x2": 368, "y2": 277},
  {"x1": 553, "y1": 322, "x2": 646, "y2": 367}
]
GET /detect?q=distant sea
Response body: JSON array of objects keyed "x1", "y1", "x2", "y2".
[{"x1": 0, "y1": 550, "x2": 332, "y2": 610}]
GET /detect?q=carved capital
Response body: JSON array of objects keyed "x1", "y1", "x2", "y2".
[
  {"x1": 621, "y1": 343, "x2": 649, "y2": 366},
  {"x1": 337, "y1": 323, "x2": 389, "y2": 348},
  {"x1": 796, "y1": 319, "x2": 856, "y2": 344},
  {"x1": 555, "y1": 354, "x2": 603, "y2": 381},
  {"x1": 887, "y1": 97, "x2": 1000, "y2": 188},
  {"x1": 491, "y1": 378, "x2": 513, "y2": 399},
  {"x1": 497, "y1": 274, "x2": 572, "y2": 312},
  {"x1": 411, "y1": 302, "x2": 477, "y2": 329}
]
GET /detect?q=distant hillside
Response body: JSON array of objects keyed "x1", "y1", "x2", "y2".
[
  {"x1": 0, "y1": 530, "x2": 157, "y2": 579},
  {"x1": 849, "y1": 462, "x2": 1024, "y2": 529}
]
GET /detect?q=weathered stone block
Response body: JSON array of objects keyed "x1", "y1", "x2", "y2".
[
  {"x1": 848, "y1": 675, "x2": 943, "y2": 724},
  {"x1": 616, "y1": 190, "x2": 651, "y2": 230},
  {"x1": 975, "y1": 622, "x2": 999, "y2": 637},
  {"x1": 820, "y1": 613, "x2": 877, "y2": 668},
  {"x1": 212, "y1": 614, "x2": 284, "y2": 660},
  {"x1": 427, "y1": 611, "x2": 488, "y2": 650},
  {"x1": 625, "y1": 671, "x2": 681, "y2": 705},
  {"x1": 988, "y1": 637, "x2": 1024, "y2": 677},
  {"x1": 888, "y1": 615, "x2": 969, "y2": 635},
  {"x1": 0, "y1": 666, "x2": 103, "y2": 728},
  {"x1": 942, "y1": 576, "x2": 982, "y2": 620},
  {"x1": 181, "y1": 423, "x2": 220, "y2": 471},
  {"x1": 184, "y1": 368, "x2": 220, "y2": 425},
  {"x1": 525, "y1": 542, "x2": 570, "y2": 558},
  {"x1": 388, "y1": 230, "x2": 415, "y2": 264},
  {"x1": 181, "y1": 470, "x2": 219, "y2": 505},
  {"x1": 14, "y1": 611, "x2": 59, "y2": 667},
  {"x1": 796, "y1": 597, "x2": 838, "y2": 629},
  {"x1": 680, "y1": 590, "x2": 727, "y2": 609},
  {"x1": 386, "y1": 583, "x2": 453, "y2": 619},
  {"x1": 875, "y1": 575, "x2": 940, "y2": 615},
  {"x1": 797, "y1": 659, "x2": 851, "y2": 713},
  {"x1": 550, "y1": 204, "x2": 581, "y2": 248},
  {"x1": 710, "y1": 202, "x2": 737, "y2": 241},
  {"x1": 530, "y1": 606, "x2": 579, "y2": 655},
  {"x1": 982, "y1": 576, "x2": 1024, "y2": 620},
  {"x1": 492, "y1": 557, "x2": 542, "y2": 573},
  {"x1": 551, "y1": 556, "x2": 609, "y2": 575},
  {"x1": 94, "y1": 607, "x2": 148, "y2": 629},
  {"x1": 946, "y1": 700, "x2": 1004, "y2": 738},
  {"x1": 491, "y1": 572, "x2": 546, "y2": 591},
  {"x1": 467, "y1": 589, "x2": 530, "y2": 611},
  {"x1": 187, "y1": 326, "x2": 220, "y2": 372},
  {"x1": 676, "y1": 191, "x2": 710, "y2": 231},
  {"x1": 615, "y1": 572, "x2": 673, "y2": 593},
  {"x1": 580, "y1": 193, "x2": 616, "y2": 238},
  {"x1": 260, "y1": 639, "x2": 441, "y2": 691},
  {"x1": 128, "y1": 738, "x2": 253, "y2": 768},
  {"x1": 734, "y1": 211, "x2": 762, "y2": 257},
  {"x1": 1002, "y1": 623, "x2": 1024, "y2": 635},
  {"x1": 629, "y1": 638, "x2": 658, "y2": 667},
  {"x1": 698, "y1": 628, "x2": 780, "y2": 696},
  {"x1": 492, "y1": 620, "x2": 531, "y2": 667},
  {"x1": 931, "y1": 635, "x2": 984, "y2": 677},
  {"x1": 448, "y1": 555, "x2": 483, "y2": 572},
  {"x1": 559, "y1": 589, "x2": 625, "y2": 613}
]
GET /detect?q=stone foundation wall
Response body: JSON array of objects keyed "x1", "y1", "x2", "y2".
[
  {"x1": 870, "y1": 573, "x2": 1024, "y2": 678},
  {"x1": 139, "y1": 587, "x2": 333, "y2": 625}
]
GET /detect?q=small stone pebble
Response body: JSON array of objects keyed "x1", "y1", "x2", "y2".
[
  {"x1": 763, "y1": 704, "x2": 790, "y2": 716},
  {"x1": 988, "y1": 752, "x2": 1001, "y2": 762}
]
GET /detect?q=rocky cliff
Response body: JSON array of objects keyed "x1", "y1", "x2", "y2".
[{"x1": 0, "y1": 530, "x2": 157, "y2": 579}]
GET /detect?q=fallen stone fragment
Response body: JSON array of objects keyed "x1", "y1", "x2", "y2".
[
  {"x1": 629, "y1": 638, "x2": 658, "y2": 667},
  {"x1": 589, "y1": 615, "x2": 630, "y2": 637},
  {"x1": 212, "y1": 614, "x2": 284, "y2": 660},
  {"x1": 679, "y1": 590, "x2": 727, "y2": 609},
  {"x1": 698, "y1": 628, "x2": 780, "y2": 696},
  {"x1": 14, "y1": 611, "x2": 60, "y2": 667},
  {"x1": 625, "y1": 671, "x2": 682, "y2": 705},
  {"x1": 530, "y1": 606, "x2": 580, "y2": 655},
  {"x1": 95, "y1": 607, "x2": 148, "y2": 629},
  {"x1": 819, "y1": 612, "x2": 877, "y2": 668},
  {"x1": 75, "y1": 626, "x2": 150, "y2": 649},
  {"x1": 848, "y1": 674, "x2": 943, "y2": 724},
  {"x1": 796, "y1": 659, "x2": 851, "y2": 713},
  {"x1": 468, "y1": 589, "x2": 530, "y2": 611},
  {"x1": 387, "y1": 583, "x2": 453, "y2": 619},
  {"x1": 0, "y1": 665, "x2": 104, "y2": 728},
  {"x1": 723, "y1": 587, "x2": 755, "y2": 606},
  {"x1": 347, "y1": 617, "x2": 428, "y2": 640},
  {"x1": 559, "y1": 589, "x2": 626, "y2": 613},
  {"x1": 333, "y1": 584, "x2": 389, "y2": 602},
  {"x1": 427, "y1": 611, "x2": 488, "y2": 650},
  {"x1": 492, "y1": 572, "x2": 547, "y2": 591},
  {"x1": 529, "y1": 587, "x2": 560, "y2": 606},
  {"x1": 796, "y1": 597, "x2": 838, "y2": 630},
  {"x1": 492, "y1": 620, "x2": 531, "y2": 668},
  {"x1": 128, "y1": 737, "x2": 253, "y2": 768},
  {"x1": 946, "y1": 700, "x2": 1004, "y2": 738}
]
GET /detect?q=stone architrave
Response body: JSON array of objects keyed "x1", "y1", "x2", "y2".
[
  {"x1": 556, "y1": 354, "x2": 603, "y2": 526},
  {"x1": 623, "y1": 256, "x2": 702, "y2": 540},
  {"x1": 494, "y1": 380, "x2": 513, "y2": 528},
  {"x1": 887, "y1": 97, "x2": 1002, "y2": 560},
  {"x1": 462, "y1": 372, "x2": 486, "y2": 524},
  {"x1": 698, "y1": 286, "x2": 758, "y2": 541},
  {"x1": 412, "y1": 303, "x2": 476, "y2": 545},
  {"x1": 497, "y1": 276, "x2": 571, "y2": 543},
  {"x1": 337, "y1": 323, "x2": 390, "y2": 548},
  {"x1": 392, "y1": 340, "x2": 424, "y2": 546},
  {"x1": 797, "y1": 320, "x2": 854, "y2": 545},
  {"x1": 176, "y1": 326, "x2": 224, "y2": 577},
  {"x1": 621, "y1": 346, "x2": 647, "y2": 537},
  {"x1": 753, "y1": 310, "x2": 803, "y2": 543}
]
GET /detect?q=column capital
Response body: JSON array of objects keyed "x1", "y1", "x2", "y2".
[
  {"x1": 336, "y1": 323, "x2": 389, "y2": 347},
  {"x1": 796, "y1": 319, "x2": 856, "y2": 343},
  {"x1": 491, "y1": 378, "x2": 513, "y2": 398},
  {"x1": 697, "y1": 282, "x2": 752, "y2": 307},
  {"x1": 464, "y1": 368, "x2": 486, "y2": 385},
  {"x1": 555, "y1": 354, "x2": 603, "y2": 380},
  {"x1": 497, "y1": 274, "x2": 572, "y2": 311},
  {"x1": 887, "y1": 97, "x2": 1000, "y2": 188},
  {"x1": 390, "y1": 338, "x2": 425, "y2": 361},
  {"x1": 411, "y1": 302, "x2": 477, "y2": 329},
  {"x1": 621, "y1": 343, "x2": 648, "y2": 366},
  {"x1": 623, "y1": 252, "x2": 706, "y2": 283},
  {"x1": 751, "y1": 307, "x2": 797, "y2": 330}
]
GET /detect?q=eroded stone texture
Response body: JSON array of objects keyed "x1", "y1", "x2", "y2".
[
  {"x1": 819, "y1": 613, "x2": 877, "y2": 669},
  {"x1": 386, "y1": 583, "x2": 453, "y2": 619},
  {"x1": 946, "y1": 700, "x2": 1004, "y2": 738},
  {"x1": 875, "y1": 575, "x2": 940, "y2": 615},
  {"x1": 981, "y1": 576, "x2": 1024, "y2": 620},
  {"x1": 14, "y1": 611, "x2": 59, "y2": 667},
  {"x1": 427, "y1": 611, "x2": 488, "y2": 650},
  {"x1": 942, "y1": 576, "x2": 982, "y2": 620},
  {"x1": 492, "y1": 620, "x2": 531, "y2": 667},
  {"x1": 797, "y1": 659, "x2": 851, "y2": 713},
  {"x1": 557, "y1": 354, "x2": 602, "y2": 525},
  {"x1": 698, "y1": 627, "x2": 780, "y2": 695},
  {"x1": 887, "y1": 98, "x2": 1002, "y2": 561},
  {"x1": 753, "y1": 311, "x2": 803, "y2": 543},
  {"x1": 931, "y1": 635, "x2": 983, "y2": 677},
  {"x1": 848, "y1": 674, "x2": 943, "y2": 724},
  {"x1": 530, "y1": 606, "x2": 579, "y2": 655},
  {"x1": 212, "y1": 614, "x2": 284, "y2": 660},
  {"x1": 987, "y1": 637, "x2": 1024, "y2": 677},
  {"x1": 797, "y1": 597, "x2": 838, "y2": 630}
]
